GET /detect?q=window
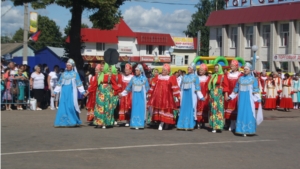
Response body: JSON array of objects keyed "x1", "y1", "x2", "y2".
[
  {"x1": 280, "y1": 62, "x2": 288, "y2": 71},
  {"x1": 280, "y1": 24, "x2": 289, "y2": 47},
  {"x1": 184, "y1": 55, "x2": 189, "y2": 65},
  {"x1": 231, "y1": 27, "x2": 237, "y2": 48},
  {"x1": 262, "y1": 25, "x2": 270, "y2": 47},
  {"x1": 96, "y1": 43, "x2": 105, "y2": 51},
  {"x1": 262, "y1": 61, "x2": 270, "y2": 71},
  {"x1": 245, "y1": 26, "x2": 253, "y2": 47},
  {"x1": 170, "y1": 55, "x2": 175, "y2": 65},
  {"x1": 216, "y1": 28, "x2": 222, "y2": 48},
  {"x1": 146, "y1": 45, "x2": 153, "y2": 54},
  {"x1": 158, "y1": 46, "x2": 165, "y2": 55}
]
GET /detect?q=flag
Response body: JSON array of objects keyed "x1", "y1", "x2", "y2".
[{"x1": 29, "y1": 31, "x2": 41, "y2": 42}]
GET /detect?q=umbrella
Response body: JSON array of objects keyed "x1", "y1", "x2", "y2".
[{"x1": 104, "y1": 48, "x2": 119, "y2": 65}]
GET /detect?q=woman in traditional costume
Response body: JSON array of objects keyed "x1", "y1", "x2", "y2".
[
  {"x1": 228, "y1": 62, "x2": 263, "y2": 137},
  {"x1": 147, "y1": 64, "x2": 180, "y2": 130},
  {"x1": 177, "y1": 63, "x2": 204, "y2": 130},
  {"x1": 53, "y1": 59, "x2": 86, "y2": 127},
  {"x1": 208, "y1": 64, "x2": 229, "y2": 133},
  {"x1": 292, "y1": 75, "x2": 300, "y2": 109},
  {"x1": 196, "y1": 64, "x2": 210, "y2": 129},
  {"x1": 264, "y1": 75, "x2": 277, "y2": 110},
  {"x1": 93, "y1": 63, "x2": 120, "y2": 128},
  {"x1": 119, "y1": 64, "x2": 150, "y2": 130},
  {"x1": 118, "y1": 63, "x2": 134, "y2": 126},
  {"x1": 224, "y1": 60, "x2": 242, "y2": 131},
  {"x1": 85, "y1": 64, "x2": 102, "y2": 123},
  {"x1": 273, "y1": 72, "x2": 282, "y2": 108},
  {"x1": 280, "y1": 73, "x2": 294, "y2": 111}
]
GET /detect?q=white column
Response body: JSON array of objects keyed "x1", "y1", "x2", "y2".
[
  {"x1": 253, "y1": 23, "x2": 261, "y2": 71},
  {"x1": 288, "y1": 20, "x2": 297, "y2": 73},
  {"x1": 237, "y1": 24, "x2": 244, "y2": 57},
  {"x1": 221, "y1": 25, "x2": 228, "y2": 56},
  {"x1": 269, "y1": 22, "x2": 279, "y2": 71}
]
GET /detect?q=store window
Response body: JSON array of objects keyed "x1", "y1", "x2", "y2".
[
  {"x1": 262, "y1": 25, "x2": 270, "y2": 47},
  {"x1": 280, "y1": 23, "x2": 289, "y2": 47},
  {"x1": 245, "y1": 26, "x2": 253, "y2": 47},
  {"x1": 280, "y1": 62, "x2": 288, "y2": 71},
  {"x1": 158, "y1": 45, "x2": 165, "y2": 55},
  {"x1": 231, "y1": 27, "x2": 237, "y2": 48},
  {"x1": 216, "y1": 28, "x2": 222, "y2": 48},
  {"x1": 262, "y1": 61, "x2": 270, "y2": 71},
  {"x1": 96, "y1": 43, "x2": 105, "y2": 51},
  {"x1": 146, "y1": 45, "x2": 153, "y2": 54},
  {"x1": 184, "y1": 55, "x2": 189, "y2": 65}
]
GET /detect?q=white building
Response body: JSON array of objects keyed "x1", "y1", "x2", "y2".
[
  {"x1": 170, "y1": 37, "x2": 198, "y2": 66},
  {"x1": 206, "y1": 2, "x2": 300, "y2": 72},
  {"x1": 73, "y1": 19, "x2": 175, "y2": 65}
]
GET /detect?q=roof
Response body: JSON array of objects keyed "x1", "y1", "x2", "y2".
[
  {"x1": 66, "y1": 19, "x2": 136, "y2": 43},
  {"x1": 135, "y1": 32, "x2": 175, "y2": 46},
  {"x1": 1, "y1": 43, "x2": 36, "y2": 56},
  {"x1": 35, "y1": 46, "x2": 68, "y2": 58},
  {"x1": 206, "y1": 2, "x2": 300, "y2": 26}
]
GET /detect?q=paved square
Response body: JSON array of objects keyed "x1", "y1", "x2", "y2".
[{"x1": 1, "y1": 108, "x2": 300, "y2": 169}]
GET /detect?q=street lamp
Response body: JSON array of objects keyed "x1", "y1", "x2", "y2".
[{"x1": 251, "y1": 45, "x2": 258, "y2": 70}]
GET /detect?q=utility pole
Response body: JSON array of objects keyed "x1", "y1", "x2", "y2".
[
  {"x1": 197, "y1": 30, "x2": 201, "y2": 56},
  {"x1": 22, "y1": 3, "x2": 29, "y2": 65}
]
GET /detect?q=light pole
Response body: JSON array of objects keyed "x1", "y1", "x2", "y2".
[{"x1": 251, "y1": 45, "x2": 258, "y2": 70}]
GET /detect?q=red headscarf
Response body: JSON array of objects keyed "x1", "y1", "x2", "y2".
[
  {"x1": 231, "y1": 60, "x2": 239, "y2": 67},
  {"x1": 199, "y1": 64, "x2": 208, "y2": 71},
  {"x1": 163, "y1": 64, "x2": 170, "y2": 72}
]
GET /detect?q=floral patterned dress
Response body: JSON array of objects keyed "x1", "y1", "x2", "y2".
[{"x1": 93, "y1": 74, "x2": 120, "y2": 127}]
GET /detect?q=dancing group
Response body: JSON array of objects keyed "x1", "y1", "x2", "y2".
[{"x1": 52, "y1": 59, "x2": 263, "y2": 137}]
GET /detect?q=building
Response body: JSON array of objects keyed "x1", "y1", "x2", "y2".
[
  {"x1": 69, "y1": 19, "x2": 175, "y2": 65},
  {"x1": 1, "y1": 43, "x2": 35, "y2": 60},
  {"x1": 170, "y1": 37, "x2": 198, "y2": 66},
  {"x1": 206, "y1": 2, "x2": 300, "y2": 72}
]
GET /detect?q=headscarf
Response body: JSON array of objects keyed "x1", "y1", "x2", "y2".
[
  {"x1": 199, "y1": 64, "x2": 208, "y2": 71},
  {"x1": 208, "y1": 64, "x2": 224, "y2": 90},
  {"x1": 231, "y1": 60, "x2": 239, "y2": 67},
  {"x1": 163, "y1": 64, "x2": 170, "y2": 72},
  {"x1": 188, "y1": 62, "x2": 196, "y2": 71},
  {"x1": 125, "y1": 63, "x2": 132, "y2": 71},
  {"x1": 244, "y1": 62, "x2": 252, "y2": 70},
  {"x1": 66, "y1": 58, "x2": 78, "y2": 73},
  {"x1": 136, "y1": 64, "x2": 145, "y2": 76},
  {"x1": 98, "y1": 63, "x2": 109, "y2": 84},
  {"x1": 111, "y1": 65, "x2": 117, "y2": 75},
  {"x1": 95, "y1": 64, "x2": 101, "y2": 70}
]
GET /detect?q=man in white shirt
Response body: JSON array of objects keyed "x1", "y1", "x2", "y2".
[{"x1": 48, "y1": 65, "x2": 60, "y2": 110}]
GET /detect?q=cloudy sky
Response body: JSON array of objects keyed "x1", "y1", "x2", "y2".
[
  {"x1": 1, "y1": 0, "x2": 199, "y2": 37},
  {"x1": 1, "y1": 0, "x2": 293, "y2": 37}
]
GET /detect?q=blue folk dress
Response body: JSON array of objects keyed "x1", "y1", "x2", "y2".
[
  {"x1": 123, "y1": 75, "x2": 149, "y2": 129},
  {"x1": 233, "y1": 74, "x2": 262, "y2": 135},
  {"x1": 53, "y1": 70, "x2": 85, "y2": 127},
  {"x1": 177, "y1": 74, "x2": 201, "y2": 130}
]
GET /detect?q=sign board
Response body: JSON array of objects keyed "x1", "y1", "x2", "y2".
[
  {"x1": 140, "y1": 56, "x2": 154, "y2": 62},
  {"x1": 159, "y1": 56, "x2": 171, "y2": 63},
  {"x1": 273, "y1": 54, "x2": 300, "y2": 62},
  {"x1": 172, "y1": 37, "x2": 195, "y2": 50},
  {"x1": 118, "y1": 46, "x2": 133, "y2": 54},
  {"x1": 175, "y1": 56, "x2": 183, "y2": 66},
  {"x1": 225, "y1": 0, "x2": 300, "y2": 8},
  {"x1": 30, "y1": 12, "x2": 38, "y2": 33}
]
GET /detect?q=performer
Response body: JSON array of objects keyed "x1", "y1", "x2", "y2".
[
  {"x1": 228, "y1": 62, "x2": 263, "y2": 137},
  {"x1": 118, "y1": 63, "x2": 134, "y2": 126},
  {"x1": 273, "y1": 72, "x2": 282, "y2": 108},
  {"x1": 93, "y1": 63, "x2": 120, "y2": 128},
  {"x1": 292, "y1": 75, "x2": 300, "y2": 109},
  {"x1": 196, "y1": 64, "x2": 210, "y2": 128},
  {"x1": 280, "y1": 73, "x2": 294, "y2": 111},
  {"x1": 53, "y1": 59, "x2": 86, "y2": 127},
  {"x1": 119, "y1": 64, "x2": 150, "y2": 130},
  {"x1": 147, "y1": 64, "x2": 180, "y2": 130},
  {"x1": 224, "y1": 60, "x2": 242, "y2": 131},
  {"x1": 208, "y1": 64, "x2": 229, "y2": 133},
  {"x1": 85, "y1": 64, "x2": 102, "y2": 122},
  {"x1": 263, "y1": 75, "x2": 277, "y2": 110},
  {"x1": 177, "y1": 63, "x2": 204, "y2": 130}
]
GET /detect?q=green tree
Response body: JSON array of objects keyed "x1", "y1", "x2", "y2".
[
  {"x1": 1, "y1": 36, "x2": 12, "y2": 43},
  {"x1": 63, "y1": 21, "x2": 89, "y2": 58},
  {"x1": 11, "y1": 28, "x2": 24, "y2": 43},
  {"x1": 13, "y1": 0, "x2": 126, "y2": 69},
  {"x1": 184, "y1": 0, "x2": 225, "y2": 56},
  {"x1": 28, "y1": 15, "x2": 63, "y2": 50}
]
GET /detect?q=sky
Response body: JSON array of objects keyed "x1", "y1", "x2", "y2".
[{"x1": 1, "y1": 0, "x2": 297, "y2": 38}]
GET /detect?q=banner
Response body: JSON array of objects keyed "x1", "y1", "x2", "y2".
[
  {"x1": 172, "y1": 37, "x2": 195, "y2": 50},
  {"x1": 30, "y1": 12, "x2": 38, "y2": 33},
  {"x1": 273, "y1": 54, "x2": 300, "y2": 62},
  {"x1": 118, "y1": 46, "x2": 133, "y2": 54}
]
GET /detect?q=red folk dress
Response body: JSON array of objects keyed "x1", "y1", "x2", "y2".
[
  {"x1": 147, "y1": 75, "x2": 180, "y2": 124},
  {"x1": 264, "y1": 79, "x2": 277, "y2": 109},
  {"x1": 86, "y1": 75, "x2": 97, "y2": 122},
  {"x1": 279, "y1": 78, "x2": 294, "y2": 109},
  {"x1": 224, "y1": 71, "x2": 242, "y2": 120},
  {"x1": 118, "y1": 74, "x2": 134, "y2": 121},
  {"x1": 196, "y1": 75, "x2": 210, "y2": 123},
  {"x1": 274, "y1": 77, "x2": 282, "y2": 107}
]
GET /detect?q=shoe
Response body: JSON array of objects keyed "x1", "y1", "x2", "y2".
[
  {"x1": 50, "y1": 108, "x2": 56, "y2": 110},
  {"x1": 114, "y1": 121, "x2": 118, "y2": 125},
  {"x1": 212, "y1": 130, "x2": 216, "y2": 133},
  {"x1": 36, "y1": 108, "x2": 42, "y2": 111},
  {"x1": 228, "y1": 127, "x2": 232, "y2": 131},
  {"x1": 102, "y1": 126, "x2": 106, "y2": 129},
  {"x1": 243, "y1": 134, "x2": 247, "y2": 137},
  {"x1": 125, "y1": 123, "x2": 129, "y2": 127},
  {"x1": 19, "y1": 108, "x2": 23, "y2": 110},
  {"x1": 135, "y1": 127, "x2": 139, "y2": 130},
  {"x1": 56, "y1": 107, "x2": 59, "y2": 109},
  {"x1": 158, "y1": 122, "x2": 164, "y2": 131},
  {"x1": 197, "y1": 124, "x2": 200, "y2": 129}
]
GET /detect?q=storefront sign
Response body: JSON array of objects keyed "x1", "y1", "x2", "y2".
[
  {"x1": 273, "y1": 54, "x2": 300, "y2": 62},
  {"x1": 118, "y1": 46, "x2": 133, "y2": 54},
  {"x1": 225, "y1": 0, "x2": 298, "y2": 8},
  {"x1": 140, "y1": 56, "x2": 154, "y2": 62},
  {"x1": 172, "y1": 37, "x2": 195, "y2": 50},
  {"x1": 159, "y1": 56, "x2": 171, "y2": 62}
]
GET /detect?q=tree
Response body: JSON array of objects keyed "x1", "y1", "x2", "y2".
[
  {"x1": 13, "y1": 0, "x2": 126, "y2": 69},
  {"x1": 1, "y1": 36, "x2": 12, "y2": 43},
  {"x1": 28, "y1": 15, "x2": 63, "y2": 51},
  {"x1": 63, "y1": 21, "x2": 89, "y2": 58},
  {"x1": 11, "y1": 28, "x2": 24, "y2": 43},
  {"x1": 184, "y1": 0, "x2": 225, "y2": 56}
]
